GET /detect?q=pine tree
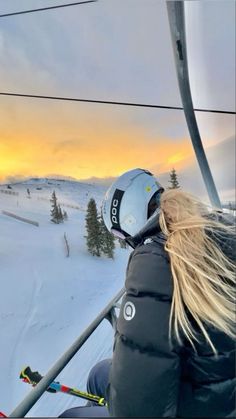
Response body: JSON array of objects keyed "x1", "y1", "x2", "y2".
[
  {"x1": 50, "y1": 190, "x2": 60, "y2": 223},
  {"x1": 118, "y1": 238, "x2": 127, "y2": 249},
  {"x1": 168, "y1": 168, "x2": 180, "y2": 189},
  {"x1": 85, "y1": 198, "x2": 102, "y2": 257},
  {"x1": 100, "y1": 216, "x2": 115, "y2": 259},
  {"x1": 58, "y1": 205, "x2": 64, "y2": 223}
]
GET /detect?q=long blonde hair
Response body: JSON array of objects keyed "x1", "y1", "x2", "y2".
[{"x1": 159, "y1": 189, "x2": 236, "y2": 353}]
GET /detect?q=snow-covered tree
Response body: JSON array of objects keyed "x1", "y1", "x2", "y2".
[
  {"x1": 50, "y1": 191, "x2": 65, "y2": 224},
  {"x1": 85, "y1": 198, "x2": 102, "y2": 257},
  {"x1": 50, "y1": 191, "x2": 60, "y2": 223},
  {"x1": 58, "y1": 204, "x2": 64, "y2": 223},
  {"x1": 100, "y1": 216, "x2": 115, "y2": 259},
  {"x1": 168, "y1": 168, "x2": 180, "y2": 189}
]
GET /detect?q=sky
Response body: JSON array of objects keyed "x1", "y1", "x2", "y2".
[{"x1": 0, "y1": 0, "x2": 235, "y2": 200}]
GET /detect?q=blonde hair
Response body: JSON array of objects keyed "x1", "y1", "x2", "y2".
[{"x1": 159, "y1": 189, "x2": 236, "y2": 353}]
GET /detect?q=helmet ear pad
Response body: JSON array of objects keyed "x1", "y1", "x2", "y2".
[{"x1": 147, "y1": 189, "x2": 164, "y2": 219}]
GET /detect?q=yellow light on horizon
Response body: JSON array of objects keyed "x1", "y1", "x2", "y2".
[
  {"x1": 0, "y1": 100, "x2": 195, "y2": 182},
  {"x1": 167, "y1": 153, "x2": 185, "y2": 166}
]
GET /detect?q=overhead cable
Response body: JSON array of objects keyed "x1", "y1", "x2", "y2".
[
  {"x1": 0, "y1": 0, "x2": 97, "y2": 18},
  {"x1": 0, "y1": 92, "x2": 235, "y2": 115}
]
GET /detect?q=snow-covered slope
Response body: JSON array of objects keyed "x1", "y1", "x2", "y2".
[{"x1": 0, "y1": 179, "x2": 130, "y2": 417}]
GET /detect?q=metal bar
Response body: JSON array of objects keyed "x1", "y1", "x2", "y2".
[
  {"x1": 166, "y1": 1, "x2": 222, "y2": 209},
  {"x1": 9, "y1": 287, "x2": 125, "y2": 417},
  {"x1": 105, "y1": 306, "x2": 118, "y2": 329}
]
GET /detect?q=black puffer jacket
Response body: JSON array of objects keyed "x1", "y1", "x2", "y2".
[{"x1": 107, "y1": 234, "x2": 235, "y2": 417}]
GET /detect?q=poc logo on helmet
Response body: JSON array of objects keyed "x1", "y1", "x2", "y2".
[
  {"x1": 111, "y1": 198, "x2": 119, "y2": 224},
  {"x1": 123, "y1": 301, "x2": 136, "y2": 321}
]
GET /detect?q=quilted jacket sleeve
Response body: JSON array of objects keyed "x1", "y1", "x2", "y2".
[{"x1": 107, "y1": 242, "x2": 182, "y2": 417}]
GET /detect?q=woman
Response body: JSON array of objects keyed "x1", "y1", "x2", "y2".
[{"x1": 60, "y1": 168, "x2": 235, "y2": 417}]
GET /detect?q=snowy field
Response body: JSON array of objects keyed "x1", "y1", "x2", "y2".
[{"x1": 0, "y1": 179, "x2": 130, "y2": 417}]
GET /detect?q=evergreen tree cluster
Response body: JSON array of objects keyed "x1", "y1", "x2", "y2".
[
  {"x1": 85, "y1": 198, "x2": 115, "y2": 258},
  {"x1": 50, "y1": 191, "x2": 68, "y2": 224}
]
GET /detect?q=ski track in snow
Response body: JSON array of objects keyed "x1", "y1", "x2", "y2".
[{"x1": 0, "y1": 180, "x2": 129, "y2": 416}]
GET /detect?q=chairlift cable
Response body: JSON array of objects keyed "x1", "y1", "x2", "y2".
[
  {"x1": 0, "y1": 92, "x2": 235, "y2": 115},
  {"x1": 0, "y1": 0, "x2": 97, "y2": 18}
]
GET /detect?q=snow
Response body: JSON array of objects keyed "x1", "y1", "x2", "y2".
[{"x1": 0, "y1": 179, "x2": 130, "y2": 417}]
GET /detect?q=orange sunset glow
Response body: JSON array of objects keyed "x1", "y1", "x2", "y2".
[
  {"x1": 0, "y1": 136, "x2": 193, "y2": 181},
  {"x1": 0, "y1": 99, "x2": 194, "y2": 182}
]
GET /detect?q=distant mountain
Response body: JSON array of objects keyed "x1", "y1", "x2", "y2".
[
  {"x1": 78, "y1": 176, "x2": 117, "y2": 187},
  {"x1": 2, "y1": 175, "x2": 79, "y2": 185},
  {"x1": 2, "y1": 174, "x2": 116, "y2": 189}
]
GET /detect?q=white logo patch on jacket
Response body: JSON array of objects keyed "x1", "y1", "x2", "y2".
[{"x1": 123, "y1": 301, "x2": 136, "y2": 321}]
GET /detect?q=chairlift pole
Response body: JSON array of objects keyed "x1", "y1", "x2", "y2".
[{"x1": 166, "y1": 1, "x2": 222, "y2": 210}]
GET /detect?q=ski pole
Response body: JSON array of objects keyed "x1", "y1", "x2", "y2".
[{"x1": 20, "y1": 366, "x2": 107, "y2": 406}]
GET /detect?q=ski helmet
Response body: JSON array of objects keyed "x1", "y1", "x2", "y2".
[{"x1": 102, "y1": 168, "x2": 164, "y2": 238}]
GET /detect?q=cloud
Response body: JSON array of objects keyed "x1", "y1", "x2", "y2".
[
  {"x1": 152, "y1": 136, "x2": 235, "y2": 202},
  {"x1": 52, "y1": 139, "x2": 86, "y2": 154}
]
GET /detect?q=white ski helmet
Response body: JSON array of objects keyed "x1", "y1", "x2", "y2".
[{"x1": 102, "y1": 168, "x2": 164, "y2": 238}]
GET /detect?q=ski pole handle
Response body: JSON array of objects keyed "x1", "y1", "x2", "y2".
[{"x1": 20, "y1": 366, "x2": 107, "y2": 406}]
